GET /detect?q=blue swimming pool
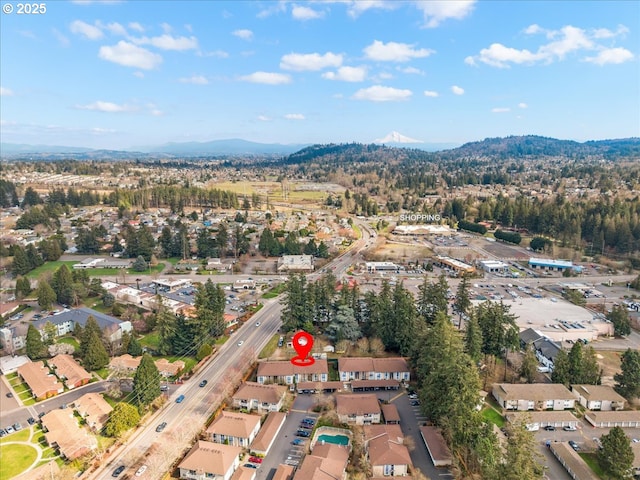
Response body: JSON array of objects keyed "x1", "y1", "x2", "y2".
[{"x1": 317, "y1": 434, "x2": 349, "y2": 446}]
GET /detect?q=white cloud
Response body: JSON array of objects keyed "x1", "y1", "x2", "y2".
[
  {"x1": 491, "y1": 107, "x2": 510, "y2": 113},
  {"x1": 399, "y1": 66, "x2": 424, "y2": 75},
  {"x1": 99, "y1": 21, "x2": 127, "y2": 36},
  {"x1": 19, "y1": 30, "x2": 37, "y2": 39},
  {"x1": 128, "y1": 22, "x2": 145, "y2": 33},
  {"x1": 280, "y1": 52, "x2": 343, "y2": 71},
  {"x1": 233, "y1": 29, "x2": 253, "y2": 40},
  {"x1": 133, "y1": 71, "x2": 145, "y2": 78},
  {"x1": 292, "y1": 5, "x2": 325, "y2": 20},
  {"x1": 198, "y1": 49, "x2": 229, "y2": 58},
  {"x1": 322, "y1": 66, "x2": 367, "y2": 82},
  {"x1": 257, "y1": 2, "x2": 287, "y2": 19},
  {"x1": 239, "y1": 72, "x2": 292, "y2": 85},
  {"x1": 364, "y1": 40, "x2": 434, "y2": 62},
  {"x1": 1, "y1": 87, "x2": 15, "y2": 96},
  {"x1": 257, "y1": 115, "x2": 271, "y2": 121},
  {"x1": 352, "y1": 85, "x2": 412, "y2": 102},
  {"x1": 584, "y1": 47, "x2": 634, "y2": 65},
  {"x1": 285, "y1": 113, "x2": 305, "y2": 120},
  {"x1": 423, "y1": 90, "x2": 439, "y2": 97},
  {"x1": 160, "y1": 22, "x2": 172, "y2": 34},
  {"x1": 77, "y1": 101, "x2": 135, "y2": 113},
  {"x1": 150, "y1": 109, "x2": 164, "y2": 117},
  {"x1": 523, "y1": 24, "x2": 544, "y2": 35},
  {"x1": 451, "y1": 85, "x2": 465, "y2": 95},
  {"x1": 179, "y1": 75, "x2": 209, "y2": 85},
  {"x1": 134, "y1": 34, "x2": 198, "y2": 51},
  {"x1": 518, "y1": 102, "x2": 528, "y2": 109},
  {"x1": 52, "y1": 28, "x2": 70, "y2": 47},
  {"x1": 99, "y1": 41, "x2": 163, "y2": 70},
  {"x1": 414, "y1": 0, "x2": 476, "y2": 28},
  {"x1": 346, "y1": 1, "x2": 397, "y2": 18},
  {"x1": 91, "y1": 127, "x2": 116, "y2": 134},
  {"x1": 70, "y1": 20, "x2": 104, "y2": 40},
  {"x1": 467, "y1": 24, "x2": 631, "y2": 68}
]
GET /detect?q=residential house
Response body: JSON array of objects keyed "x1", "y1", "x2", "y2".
[
  {"x1": 206, "y1": 411, "x2": 261, "y2": 448},
  {"x1": 277, "y1": 255, "x2": 314, "y2": 272},
  {"x1": 272, "y1": 464, "x2": 295, "y2": 480},
  {"x1": 48, "y1": 354, "x2": 91, "y2": 389},
  {"x1": 380, "y1": 404, "x2": 400, "y2": 425},
  {"x1": 0, "y1": 324, "x2": 28, "y2": 352},
  {"x1": 248, "y1": 412, "x2": 287, "y2": 456},
  {"x1": 519, "y1": 328, "x2": 543, "y2": 349},
  {"x1": 571, "y1": 385, "x2": 626, "y2": 411},
  {"x1": 230, "y1": 466, "x2": 256, "y2": 480},
  {"x1": 41, "y1": 409, "x2": 98, "y2": 460},
  {"x1": 178, "y1": 440, "x2": 242, "y2": 480},
  {"x1": 335, "y1": 394, "x2": 382, "y2": 425},
  {"x1": 293, "y1": 443, "x2": 349, "y2": 480},
  {"x1": 338, "y1": 357, "x2": 410, "y2": 383},
  {"x1": 33, "y1": 308, "x2": 132, "y2": 347},
  {"x1": 364, "y1": 424, "x2": 413, "y2": 477},
  {"x1": 256, "y1": 360, "x2": 329, "y2": 386},
  {"x1": 12, "y1": 461, "x2": 60, "y2": 480},
  {"x1": 109, "y1": 354, "x2": 185, "y2": 377},
  {"x1": 533, "y1": 338, "x2": 563, "y2": 371},
  {"x1": 232, "y1": 382, "x2": 287, "y2": 413},
  {"x1": 17, "y1": 361, "x2": 63, "y2": 400},
  {"x1": 0, "y1": 355, "x2": 29, "y2": 375},
  {"x1": 74, "y1": 393, "x2": 113, "y2": 432},
  {"x1": 492, "y1": 383, "x2": 576, "y2": 411}
]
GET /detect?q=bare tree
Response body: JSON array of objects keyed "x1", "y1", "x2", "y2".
[
  {"x1": 369, "y1": 337, "x2": 385, "y2": 356},
  {"x1": 355, "y1": 337, "x2": 370, "y2": 355}
]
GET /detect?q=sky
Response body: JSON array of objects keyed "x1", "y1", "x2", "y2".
[{"x1": 1, "y1": 0, "x2": 639, "y2": 149}]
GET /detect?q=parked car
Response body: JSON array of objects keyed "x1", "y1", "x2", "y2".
[
  {"x1": 135, "y1": 465, "x2": 147, "y2": 477},
  {"x1": 408, "y1": 393, "x2": 418, "y2": 399},
  {"x1": 243, "y1": 464, "x2": 258, "y2": 469},
  {"x1": 563, "y1": 425, "x2": 577, "y2": 431},
  {"x1": 156, "y1": 422, "x2": 167, "y2": 433},
  {"x1": 568, "y1": 440, "x2": 580, "y2": 451},
  {"x1": 410, "y1": 400, "x2": 420, "y2": 407},
  {"x1": 199, "y1": 380, "x2": 208, "y2": 387},
  {"x1": 292, "y1": 438, "x2": 305, "y2": 445},
  {"x1": 255, "y1": 322, "x2": 261, "y2": 327},
  {"x1": 299, "y1": 424, "x2": 313, "y2": 430},
  {"x1": 27, "y1": 417, "x2": 35, "y2": 425},
  {"x1": 543, "y1": 425, "x2": 556, "y2": 431},
  {"x1": 5, "y1": 392, "x2": 13, "y2": 398},
  {"x1": 176, "y1": 395, "x2": 185, "y2": 404},
  {"x1": 13, "y1": 423, "x2": 22, "y2": 431},
  {"x1": 248, "y1": 456, "x2": 263, "y2": 464},
  {"x1": 5, "y1": 426, "x2": 15, "y2": 435},
  {"x1": 0, "y1": 429, "x2": 6, "y2": 438},
  {"x1": 302, "y1": 418, "x2": 316, "y2": 425},
  {"x1": 112, "y1": 466, "x2": 125, "y2": 477},
  {"x1": 296, "y1": 430, "x2": 311, "y2": 437},
  {"x1": 160, "y1": 385, "x2": 169, "y2": 392}
]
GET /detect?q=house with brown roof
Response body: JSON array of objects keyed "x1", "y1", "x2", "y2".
[
  {"x1": 232, "y1": 382, "x2": 287, "y2": 414},
  {"x1": 420, "y1": 426, "x2": 452, "y2": 467},
  {"x1": 74, "y1": 392, "x2": 113, "y2": 432},
  {"x1": 584, "y1": 410, "x2": 640, "y2": 428},
  {"x1": 338, "y1": 357, "x2": 410, "y2": 383},
  {"x1": 256, "y1": 359, "x2": 329, "y2": 386},
  {"x1": 41, "y1": 409, "x2": 98, "y2": 460},
  {"x1": 249, "y1": 412, "x2": 287, "y2": 456},
  {"x1": 571, "y1": 385, "x2": 626, "y2": 411},
  {"x1": 272, "y1": 464, "x2": 295, "y2": 480},
  {"x1": 206, "y1": 411, "x2": 261, "y2": 448},
  {"x1": 364, "y1": 424, "x2": 413, "y2": 477},
  {"x1": 155, "y1": 358, "x2": 186, "y2": 377},
  {"x1": 48, "y1": 354, "x2": 91, "y2": 389},
  {"x1": 229, "y1": 466, "x2": 256, "y2": 480},
  {"x1": 109, "y1": 354, "x2": 186, "y2": 377},
  {"x1": 17, "y1": 361, "x2": 63, "y2": 400},
  {"x1": 335, "y1": 393, "x2": 381, "y2": 425},
  {"x1": 292, "y1": 443, "x2": 349, "y2": 480},
  {"x1": 380, "y1": 403, "x2": 400, "y2": 424},
  {"x1": 492, "y1": 383, "x2": 576, "y2": 411},
  {"x1": 178, "y1": 440, "x2": 242, "y2": 480}
]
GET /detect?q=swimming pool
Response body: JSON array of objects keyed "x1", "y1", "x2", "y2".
[{"x1": 317, "y1": 434, "x2": 350, "y2": 446}]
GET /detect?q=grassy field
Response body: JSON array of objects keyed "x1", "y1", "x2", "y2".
[
  {"x1": 481, "y1": 406, "x2": 505, "y2": 427},
  {"x1": 0, "y1": 427, "x2": 31, "y2": 444},
  {"x1": 0, "y1": 444, "x2": 38, "y2": 480},
  {"x1": 140, "y1": 332, "x2": 160, "y2": 349},
  {"x1": 57, "y1": 336, "x2": 80, "y2": 350},
  {"x1": 259, "y1": 334, "x2": 281, "y2": 359},
  {"x1": 262, "y1": 283, "x2": 286, "y2": 299},
  {"x1": 579, "y1": 452, "x2": 605, "y2": 478},
  {"x1": 94, "y1": 368, "x2": 109, "y2": 379},
  {"x1": 26, "y1": 261, "x2": 77, "y2": 279}
]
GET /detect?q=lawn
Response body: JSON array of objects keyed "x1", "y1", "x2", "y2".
[
  {"x1": 214, "y1": 336, "x2": 229, "y2": 345},
  {"x1": 481, "y1": 406, "x2": 505, "y2": 427},
  {"x1": 579, "y1": 452, "x2": 605, "y2": 478},
  {"x1": 94, "y1": 368, "x2": 110, "y2": 379},
  {"x1": 26, "y1": 261, "x2": 77, "y2": 279},
  {"x1": 259, "y1": 334, "x2": 280, "y2": 359},
  {"x1": 12, "y1": 383, "x2": 29, "y2": 394},
  {"x1": 140, "y1": 332, "x2": 160, "y2": 349},
  {"x1": 262, "y1": 283, "x2": 286, "y2": 299},
  {"x1": 57, "y1": 336, "x2": 80, "y2": 350},
  {"x1": 5, "y1": 372, "x2": 18, "y2": 381},
  {"x1": 79, "y1": 263, "x2": 165, "y2": 276},
  {"x1": 0, "y1": 427, "x2": 31, "y2": 444},
  {"x1": 0, "y1": 444, "x2": 38, "y2": 480},
  {"x1": 159, "y1": 355, "x2": 196, "y2": 375}
]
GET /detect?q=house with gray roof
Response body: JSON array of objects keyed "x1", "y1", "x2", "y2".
[{"x1": 33, "y1": 308, "x2": 131, "y2": 346}]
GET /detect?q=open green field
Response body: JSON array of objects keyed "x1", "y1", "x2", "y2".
[
  {"x1": 579, "y1": 452, "x2": 605, "y2": 478},
  {"x1": 0, "y1": 444, "x2": 38, "y2": 480},
  {"x1": 26, "y1": 261, "x2": 77, "y2": 279},
  {"x1": 481, "y1": 406, "x2": 505, "y2": 427},
  {"x1": 82, "y1": 263, "x2": 165, "y2": 276},
  {"x1": 211, "y1": 180, "x2": 329, "y2": 203},
  {"x1": 259, "y1": 334, "x2": 280, "y2": 359},
  {"x1": 0, "y1": 428, "x2": 31, "y2": 444}
]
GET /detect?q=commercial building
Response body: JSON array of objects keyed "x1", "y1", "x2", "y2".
[{"x1": 528, "y1": 258, "x2": 583, "y2": 273}]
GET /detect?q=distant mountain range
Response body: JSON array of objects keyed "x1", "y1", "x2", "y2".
[{"x1": 1, "y1": 135, "x2": 638, "y2": 160}]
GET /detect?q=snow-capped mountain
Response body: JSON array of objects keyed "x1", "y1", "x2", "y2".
[{"x1": 374, "y1": 131, "x2": 424, "y2": 144}]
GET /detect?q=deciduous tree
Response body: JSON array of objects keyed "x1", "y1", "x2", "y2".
[{"x1": 104, "y1": 402, "x2": 140, "y2": 437}]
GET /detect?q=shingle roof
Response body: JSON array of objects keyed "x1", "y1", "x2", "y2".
[
  {"x1": 232, "y1": 381, "x2": 287, "y2": 404},
  {"x1": 206, "y1": 411, "x2": 261, "y2": 439},
  {"x1": 257, "y1": 359, "x2": 329, "y2": 376},
  {"x1": 571, "y1": 385, "x2": 627, "y2": 403},
  {"x1": 367, "y1": 432, "x2": 412, "y2": 467},
  {"x1": 48, "y1": 354, "x2": 91, "y2": 386},
  {"x1": 41, "y1": 409, "x2": 97, "y2": 460},
  {"x1": 338, "y1": 357, "x2": 409, "y2": 373},
  {"x1": 335, "y1": 393, "x2": 381, "y2": 416},
  {"x1": 178, "y1": 440, "x2": 241, "y2": 475},
  {"x1": 533, "y1": 338, "x2": 563, "y2": 361},
  {"x1": 519, "y1": 327, "x2": 543, "y2": 344},
  {"x1": 250, "y1": 412, "x2": 287, "y2": 452},
  {"x1": 493, "y1": 383, "x2": 574, "y2": 401},
  {"x1": 74, "y1": 393, "x2": 113, "y2": 428},
  {"x1": 293, "y1": 443, "x2": 349, "y2": 480},
  {"x1": 17, "y1": 361, "x2": 62, "y2": 399},
  {"x1": 34, "y1": 307, "x2": 123, "y2": 332}
]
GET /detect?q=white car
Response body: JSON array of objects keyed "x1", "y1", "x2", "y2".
[
  {"x1": 135, "y1": 465, "x2": 147, "y2": 477},
  {"x1": 408, "y1": 394, "x2": 418, "y2": 399},
  {"x1": 237, "y1": 341, "x2": 244, "y2": 347}
]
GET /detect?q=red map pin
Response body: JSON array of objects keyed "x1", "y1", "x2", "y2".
[{"x1": 291, "y1": 331, "x2": 315, "y2": 366}]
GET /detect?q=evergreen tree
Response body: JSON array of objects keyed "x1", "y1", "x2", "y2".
[
  {"x1": 22, "y1": 186, "x2": 42, "y2": 207},
  {"x1": 551, "y1": 349, "x2": 570, "y2": 385},
  {"x1": 614, "y1": 349, "x2": 640, "y2": 399},
  {"x1": 519, "y1": 344, "x2": 539, "y2": 383},
  {"x1": 51, "y1": 264, "x2": 74, "y2": 305},
  {"x1": 475, "y1": 301, "x2": 519, "y2": 358},
  {"x1": 42, "y1": 321, "x2": 57, "y2": 345},
  {"x1": 196, "y1": 228, "x2": 216, "y2": 258},
  {"x1": 607, "y1": 304, "x2": 631, "y2": 336},
  {"x1": 391, "y1": 282, "x2": 418, "y2": 356},
  {"x1": 326, "y1": 304, "x2": 361, "y2": 342},
  {"x1": 567, "y1": 341, "x2": 584, "y2": 383},
  {"x1": 83, "y1": 331, "x2": 110, "y2": 371},
  {"x1": 283, "y1": 231, "x2": 301, "y2": 255},
  {"x1": 172, "y1": 313, "x2": 195, "y2": 354},
  {"x1": 79, "y1": 316, "x2": 103, "y2": 358},
  {"x1": 580, "y1": 346, "x2": 602, "y2": 385},
  {"x1": 417, "y1": 274, "x2": 449, "y2": 325},
  {"x1": 159, "y1": 226, "x2": 172, "y2": 257},
  {"x1": 454, "y1": 275, "x2": 471, "y2": 329},
  {"x1": 11, "y1": 245, "x2": 30, "y2": 276},
  {"x1": 258, "y1": 227, "x2": 274, "y2": 256},
  {"x1": 303, "y1": 239, "x2": 318, "y2": 256},
  {"x1": 464, "y1": 314, "x2": 483, "y2": 364},
  {"x1": 132, "y1": 255, "x2": 148, "y2": 272},
  {"x1": 132, "y1": 353, "x2": 161, "y2": 408},
  {"x1": 499, "y1": 419, "x2": 544, "y2": 479},
  {"x1": 26, "y1": 324, "x2": 46, "y2": 359},
  {"x1": 155, "y1": 301, "x2": 177, "y2": 355},
  {"x1": 599, "y1": 426, "x2": 633, "y2": 480},
  {"x1": 196, "y1": 344, "x2": 213, "y2": 361},
  {"x1": 104, "y1": 402, "x2": 140, "y2": 438},
  {"x1": 216, "y1": 223, "x2": 228, "y2": 257},
  {"x1": 15, "y1": 276, "x2": 32, "y2": 299},
  {"x1": 128, "y1": 335, "x2": 143, "y2": 356},
  {"x1": 25, "y1": 244, "x2": 43, "y2": 270},
  {"x1": 281, "y1": 274, "x2": 311, "y2": 332},
  {"x1": 317, "y1": 241, "x2": 329, "y2": 258},
  {"x1": 36, "y1": 281, "x2": 57, "y2": 310}
]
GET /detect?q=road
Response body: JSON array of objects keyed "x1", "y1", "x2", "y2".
[{"x1": 90, "y1": 222, "x2": 375, "y2": 479}]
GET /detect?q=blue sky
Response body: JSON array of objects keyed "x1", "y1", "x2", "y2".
[{"x1": 1, "y1": 0, "x2": 638, "y2": 149}]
